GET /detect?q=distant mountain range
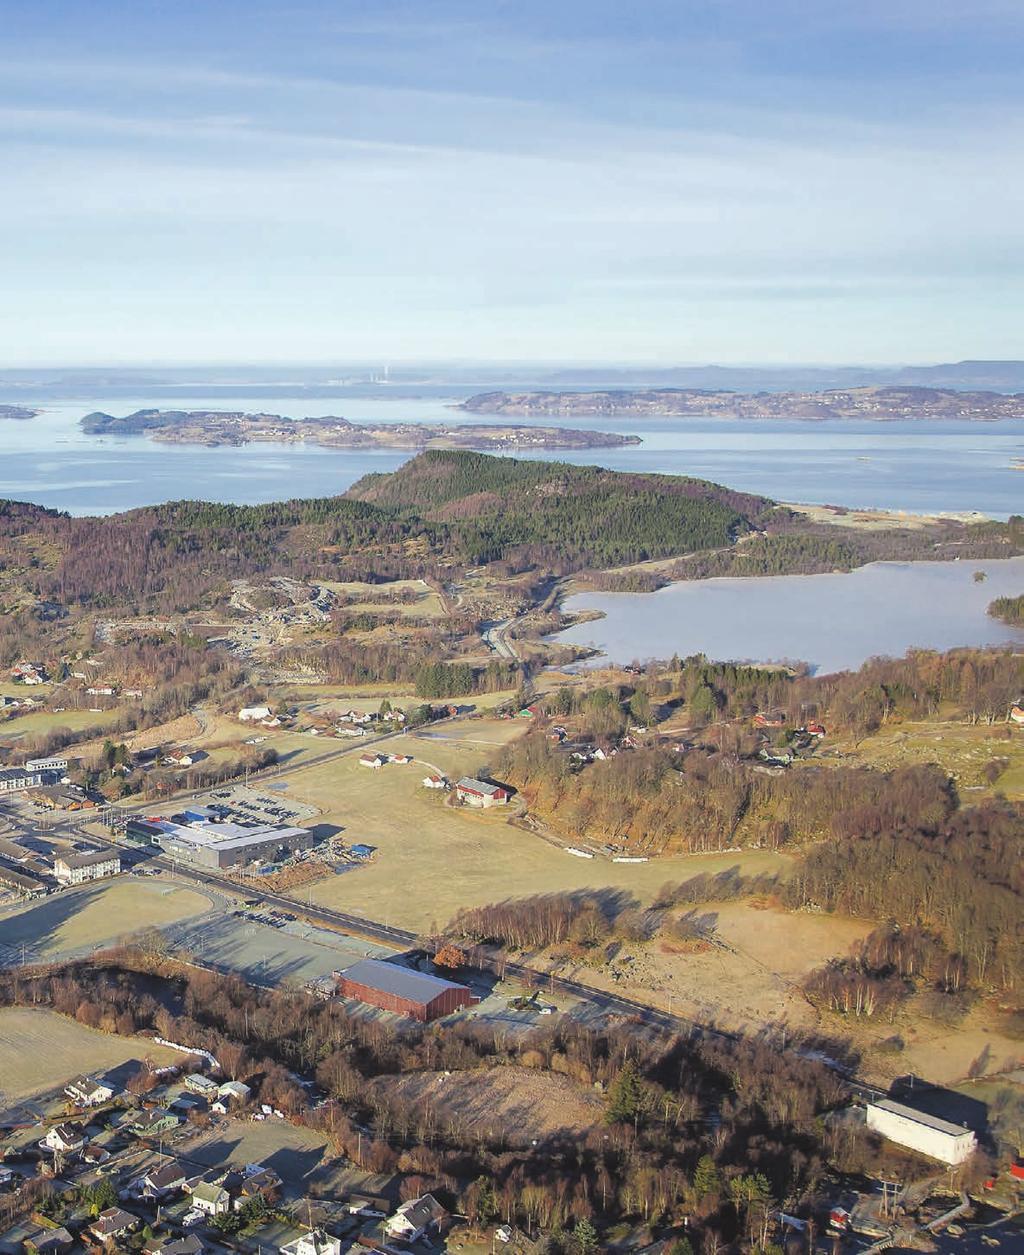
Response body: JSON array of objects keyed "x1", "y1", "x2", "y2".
[{"x1": 2, "y1": 359, "x2": 1024, "y2": 397}]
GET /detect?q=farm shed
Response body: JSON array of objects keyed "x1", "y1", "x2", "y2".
[{"x1": 336, "y1": 958, "x2": 478, "y2": 1022}]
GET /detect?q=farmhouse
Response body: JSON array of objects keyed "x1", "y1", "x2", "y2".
[
  {"x1": 359, "y1": 753, "x2": 386, "y2": 769},
  {"x1": 455, "y1": 777, "x2": 509, "y2": 807},
  {"x1": 53, "y1": 849, "x2": 121, "y2": 885},
  {"x1": 865, "y1": 1098, "x2": 977, "y2": 1165},
  {"x1": 64, "y1": 1075, "x2": 116, "y2": 1107},
  {"x1": 336, "y1": 958, "x2": 479, "y2": 1022}
]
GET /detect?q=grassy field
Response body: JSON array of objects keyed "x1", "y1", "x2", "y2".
[
  {"x1": 0, "y1": 1007, "x2": 179, "y2": 1102},
  {"x1": 285, "y1": 722, "x2": 790, "y2": 931},
  {"x1": 830, "y1": 720, "x2": 1024, "y2": 799},
  {"x1": 1, "y1": 705, "x2": 122, "y2": 741},
  {"x1": 0, "y1": 879, "x2": 212, "y2": 960}
]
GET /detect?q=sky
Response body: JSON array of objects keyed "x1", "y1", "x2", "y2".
[{"x1": 1, "y1": 0, "x2": 1022, "y2": 365}]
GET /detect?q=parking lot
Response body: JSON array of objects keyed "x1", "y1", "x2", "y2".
[{"x1": 200, "y1": 783, "x2": 319, "y2": 826}]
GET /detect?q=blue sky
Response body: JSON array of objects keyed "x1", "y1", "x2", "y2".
[{"x1": 1, "y1": 0, "x2": 1022, "y2": 365}]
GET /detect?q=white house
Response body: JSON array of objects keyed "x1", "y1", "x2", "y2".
[
  {"x1": 866, "y1": 1098, "x2": 977, "y2": 1165},
  {"x1": 64, "y1": 1075, "x2": 115, "y2": 1107},
  {"x1": 190, "y1": 1181, "x2": 231, "y2": 1215},
  {"x1": 385, "y1": 1194, "x2": 448, "y2": 1243},
  {"x1": 43, "y1": 1123, "x2": 85, "y2": 1154},
  {"x1": 280, "y1": 1229, "x2": 344, "y2": 1255}
]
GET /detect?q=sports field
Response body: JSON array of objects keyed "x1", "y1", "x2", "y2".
[
  {"x1": 0, "y1": 879, "x2": 213, "y2": 963},
  {"x1": 0, "y1": 1007, "x2": 179, "y2": 1102}
]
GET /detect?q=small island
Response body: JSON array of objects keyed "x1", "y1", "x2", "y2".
[
  {"x1": 988, "y1": 593, "x2": 1024, "y2": 625},
  {"x1": 80, "y1": 409, "x2": 641, "y2": 451},
  {"x1": 0, "y1": 404, "x2": 41, "y2": 420},
  {"x1": 456, "y1": 385, "x2": 1024, "y2": 421}
]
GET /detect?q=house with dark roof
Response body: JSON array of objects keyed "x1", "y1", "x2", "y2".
[
  {"x1": 385, "y1": 1193, "x2": 448, "y2": 1243},
  {"x1": 90, "y1": 1207, "x2": 140, "y2": 1245}
]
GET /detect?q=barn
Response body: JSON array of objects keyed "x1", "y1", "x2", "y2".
[{"x1": 336, "y1": 959, "x2": 478, "y2": 1022}]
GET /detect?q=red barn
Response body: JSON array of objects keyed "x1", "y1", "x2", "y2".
[{"x1": 336, "y1": 958, "x2": 478, "y2": 1022}]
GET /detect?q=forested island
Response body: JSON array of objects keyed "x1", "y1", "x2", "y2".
[
  {"x1": 457, "y1": 384, "x2": 1024, "y2": 421},
  {"x1": 81, "y1": 408, "x2": 640, "y2": 450},
  {"x1": 988, "y1": 592, "x2": 1024, "y2": 625}
]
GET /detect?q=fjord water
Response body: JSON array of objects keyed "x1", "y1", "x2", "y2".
[
  {"x1": 553, "y1": 557, "x2": 1024, "y2": 674},
  {"x1": 0, "y1": 394, "x2": 1022, "y2": 517}
]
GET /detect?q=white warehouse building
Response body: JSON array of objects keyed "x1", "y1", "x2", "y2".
[{"x1": 866, "y1": 1098, "x2": 976, "y2": 1165}]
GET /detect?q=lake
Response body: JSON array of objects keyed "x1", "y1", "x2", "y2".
[
  {"x1": 553, "y1": 557, "x2": 1024, "y2": 674},
  {"x1": 0, "y1": 392, "x2": 1022, "y2": 516}
]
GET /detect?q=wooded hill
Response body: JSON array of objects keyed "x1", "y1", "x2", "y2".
[
  {"x1": 0, "y1": 451, "x2": 1020, "y2": 615},
  {"x1": 0, "y1": 453, "x2": 775, "y2": 612}
]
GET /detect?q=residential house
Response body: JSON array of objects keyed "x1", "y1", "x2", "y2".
[
  {"x1": 42, "y1": 1123, "x2": 85, "y2": 1154},
  {"x1": 752, "y1": 711, "x2": 787, "y2": 729},
  {"x1": 64, "y1": 1074, "x2": 115, "y2": 1107},
  {"x1": 216, "y1": 1079, "x2": 251, "y2": 1106},
  {"x1": 126, "y1": 1107, "x2": 180, "y2": 1138},
  {"x1": 280, "y1": 1229, "x2": 344, "y2": 1255},
  {"x1": 421, "y1": 774, "x2": 447, "y2": 789},
  {"x1": 145, "y1": 1238, "x2": 205, "y2": 1255},
  {"x1": 135, "y1": 1159, "x2": 189, "y2": 1199},
  {"x1": 385, "y1": 1194, "x2": 448, "y2": 1243},
  {"x1": 90, "y1": 1207, "x2": 140, "y2": 1246},
  {"x1": 190, "y1": 1180, "x2": 231, "y2": 1216},
  {"x1": 26, "y1": 1226, "x2": 75, "y2": 1253},
  {"x1": 455, "y1": 777, "x2": 509, "y2": 807},
  {"x1": 359, "y1": 753, "x2": 385, "y2": 769},
  {"x1": 232, "y1": 1164, "x2": 282, "y2": 1210},
  {"x1": 81, "y1": 1143, "x2": 112, "y2": 1167},
  {"x1": 1010, "y1": 703, "x2": 1024, "y2": 725}
]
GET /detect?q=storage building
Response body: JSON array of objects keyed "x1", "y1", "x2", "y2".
[
  {"x1": 455, "y1": 777, "x2": 509, "y2": 807},
  {"x1": 336, "y1": 958, "x2": 478, "y2": 1022},
  {"x1": 865, "y1": 1098, "x2": 977, "y2": 1164}
]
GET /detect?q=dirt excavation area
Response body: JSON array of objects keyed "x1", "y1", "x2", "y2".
[
  {"x1": 368, "y1": 1066, "x2": 604, "y2": 1142},
  {"x1": 0, "y1": 1007, "x2": 179, "y2": 1102}
]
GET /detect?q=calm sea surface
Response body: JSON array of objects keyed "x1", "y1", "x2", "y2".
[
  {"x1": 553, "y1": 558, "x2": 1024, "y2": 674},
  {"x1": 0, "y1": 392, "x2": 1021, "y2": 516}
]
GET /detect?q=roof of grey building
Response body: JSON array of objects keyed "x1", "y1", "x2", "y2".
[{"x1": 868, "y1": 1097, "x2": 974, "y2": 1139}]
